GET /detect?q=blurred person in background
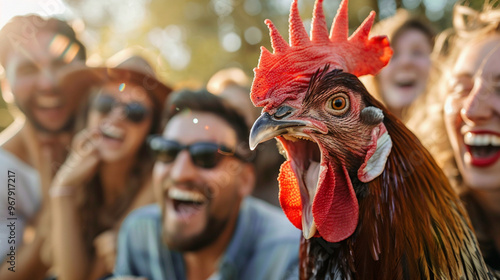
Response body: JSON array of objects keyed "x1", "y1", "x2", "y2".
[
  {"x1": 48, "y1": 51, "x2": 172, "y2": 280},
  {"x1": 0, "y1": 15, "x2": 86, "y2": 280},
  {"x1": 207, "y1": 67, "x2": 260, "y2": 127},
  {"x1": 207, "y1": 68, "x2": 284, "y2": 206},
  {"x1": 409, "y1": 3, "x2": 500, "y2": 275},
  {"x1": 362, "y1": 9, "x2": 435, "y2": 121},
  {"x1": 113, "y1": 89, "x2": 300, "y2": 280}
]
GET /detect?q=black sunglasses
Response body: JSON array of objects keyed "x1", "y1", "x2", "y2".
[
  {"x1": 148, "y1": 136, "x2": 247, "y2": 168},
  {"x1": 92, "y1": 94, "x2": 150, "y2": 123}
]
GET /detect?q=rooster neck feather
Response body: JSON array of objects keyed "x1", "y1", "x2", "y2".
[{"x1": 299, "y1": 101, "x2": 494, "y2": 279}]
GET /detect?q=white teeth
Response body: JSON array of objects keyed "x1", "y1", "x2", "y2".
[
  {"x1": 37, "y1": 96, "x2": 61, "y2": 108},
  {"x1": 101, "y1": 125, "x2": 125, "y2": 139},
  {"x1": 483, "y1": 135, "x2": 491, "y2": 145},
  {"x1": 464, "y1": 132, "x2": 500, "y2": 146},
  {"x1": 168, "y1": 188, "x2": 206, "y2": 203}
]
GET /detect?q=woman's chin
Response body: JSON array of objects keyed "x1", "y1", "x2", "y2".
[
  {"x1": 464, "y1": 172, "x2": 500, "y2": 191},
  {"x1": 461, "y1": 161, "x2": 500, "y2": 191},
  {"x1": 383, "y1": 87, "x2": 423, "y2": 108},
  {"x1": 98, "y1": 149, "x2": 126, "y2": 163}
]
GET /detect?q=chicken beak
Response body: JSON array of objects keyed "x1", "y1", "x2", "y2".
[{"x1": 249, "y1": 112, "x2": 308, "y2": 150}]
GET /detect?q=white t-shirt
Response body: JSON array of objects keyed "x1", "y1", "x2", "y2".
[{"x1": 0, "y1": 147, "x2": 41, "y2": 260}]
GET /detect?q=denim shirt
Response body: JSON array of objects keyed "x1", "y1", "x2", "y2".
[{"x1": 114, "y1": 197, "x2": 301, "y2": 280}]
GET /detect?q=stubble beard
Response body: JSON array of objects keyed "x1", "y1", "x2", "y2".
[
  {"x1": 162, "y1": 205, "x2": 230, "y2": 252},
  {"x1": 17, "y1": 102, "x2": 76, "y2": 134}
]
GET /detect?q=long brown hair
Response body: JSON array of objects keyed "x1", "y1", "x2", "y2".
[
  {"x1": 408, "y1": 1, "x2": 500, "y2": 191},
  {"x1": 77, "y1": 83, "x2": 164, "y2": 257},
  {"x1": 407, "y1": 4, "x2": 500, "y2": 273}
]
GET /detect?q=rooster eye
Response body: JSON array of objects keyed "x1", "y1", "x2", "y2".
[
  {"x1": 326, "y1": 93, "x2": 349, "y2": 115},
  {"x1": 332, "y1": 97, "x2": 346, "y2": 109}
]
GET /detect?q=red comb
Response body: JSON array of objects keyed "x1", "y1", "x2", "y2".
[{"x1": 251, "y1": 0, "x2": 392, "y2": 108}]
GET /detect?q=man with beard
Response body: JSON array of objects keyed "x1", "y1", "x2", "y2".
[
  {"x1": 113, "y1": 89, "x2": 300, "y2": 280},
  {"x1": 0, "y1": 15, "x2": 86, "y2": 279}
]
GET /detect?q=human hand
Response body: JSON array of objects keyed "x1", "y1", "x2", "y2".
[
  {"x1": 94, "y1": 229, "x2": 118, "y2": 272},
  {"x1": 52, "y1": 128, "x2": 101, "y2": 188},
  {"x1": 20, "y1": 205, "x2": 54, "y2": 267},
  {"x1": 33, "y1": 205, "x2": 53, "y2": 266}
]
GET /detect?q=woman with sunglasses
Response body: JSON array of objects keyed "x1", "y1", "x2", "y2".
[{"x1": 47, "y1": 52, "x2": 172, "y2": 280}]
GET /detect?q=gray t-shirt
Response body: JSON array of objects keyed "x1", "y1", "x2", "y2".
[
  {"x1": 0, "y1": 147, "x2": 41, "y2": 260},
  {"x1": 114, "y1": 197, "x2": 300, "y2": 280}
]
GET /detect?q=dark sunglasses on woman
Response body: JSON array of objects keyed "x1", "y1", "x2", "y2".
[
  {"x1": 92, "y1": 94, "x2": 150, "y2": 123},
  {"x1": 147, "y1": 135, "x2": 248, "y2": 169}
]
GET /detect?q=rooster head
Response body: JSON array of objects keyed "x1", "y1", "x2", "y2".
[{"x1": 249, "y1": 0, "x2": 393, "y2": 243}]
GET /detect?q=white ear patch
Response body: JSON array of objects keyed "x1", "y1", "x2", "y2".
[{"x1": 358, "y1": 126, "x2": 392, "y2": 183}]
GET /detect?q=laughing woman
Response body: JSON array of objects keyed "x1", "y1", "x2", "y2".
[
  {"x1": 409, "y1": 3, "x2": 500, "y2": 276},
  {"x1": 48, "y1": 53, "x2": 171, "y2": 280},
  {"x1": 361, "y1": 9, "x2": 435, "y2": 121}
]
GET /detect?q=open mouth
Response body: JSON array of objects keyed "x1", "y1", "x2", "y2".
[
  {"x1": 34, "y1": 96, "x2": 65, "y2": 119},
  {"x1": 277, "y1": 134, "x2": 322, "y2": 238},
  {"x1": 36, "y1": 96, "x2": 63, "y2": 109},
  {"x1": 395, "y1": 80, "x2": 415, "y2": 89},
  {"x1": 464, "y1": 132, "x2": 500, "y2": 167},
  {"x1": 249, "y1": 111, "x2": 368, "y2": 242},
  {"x1": 168, "y1": 188, "x2": 207, "y2": 218},
  {"x1": 100, "y1": 125, "x2": 125, "y2": 141}
]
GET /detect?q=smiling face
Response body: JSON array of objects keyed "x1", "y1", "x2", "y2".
[
  {"x1": 153, "y1": 111, "x2": 252, "y2": 252},
  {"x1": 87, "y1": 82, "x2": 153, "y2": 162},
  {"x1": 3, "y1": 31, "x2": 84, "y2": 133},
  {"x1": 444, "y1": 35, "x2": 500, "y2": 190},
  {"x1": 377, "y1": 28, "x2": 432, "y2": 114}
]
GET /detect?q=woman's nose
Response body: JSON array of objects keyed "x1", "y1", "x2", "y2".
[{"x1": 460, "y1": 79, "x2": 493, "y2": 125}]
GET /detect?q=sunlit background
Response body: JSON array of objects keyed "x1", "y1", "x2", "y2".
[{"x1": 0, "y1": 0, "x2": 487, "y2": 131}]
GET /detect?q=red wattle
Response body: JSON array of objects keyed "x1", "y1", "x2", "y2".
[
  {"x1": 313, "y1": 163, "x2": 359, "y2": 243},
  {"x1": 278, "y1": 160, "x2": 303, "y2": 230}
]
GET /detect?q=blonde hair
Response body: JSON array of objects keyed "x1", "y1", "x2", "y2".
[{"x1": 408, "y1": 2, "x2": 500, "y2": 191}]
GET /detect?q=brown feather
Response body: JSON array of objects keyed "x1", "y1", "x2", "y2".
[{"x1": 298, "y1": 71, "x2": 495, "y2": 279}]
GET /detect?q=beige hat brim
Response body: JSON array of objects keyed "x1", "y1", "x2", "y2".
[{"x1": 59, "y1": 65, "x2": 173, "y2": 107}]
